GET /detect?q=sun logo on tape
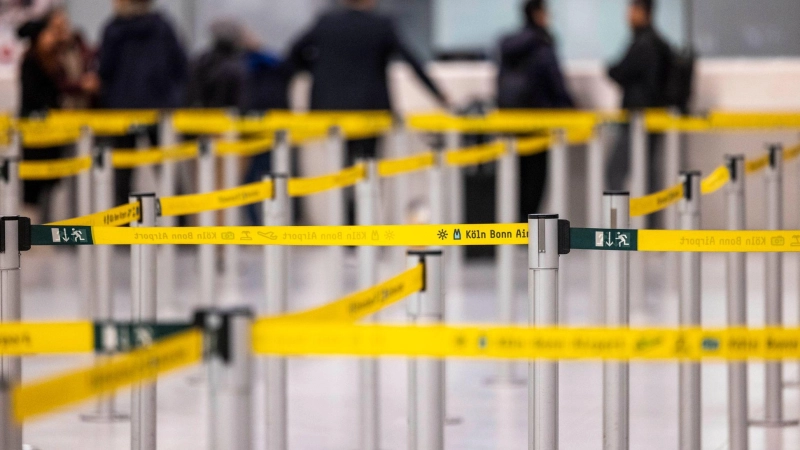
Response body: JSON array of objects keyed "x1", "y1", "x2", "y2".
[
  {"x1": 437, "y1": 229, "x2": 448, "y2": 240},
  {"x1": 384, "y1": 230, "x2": 395, "y2": 241}
]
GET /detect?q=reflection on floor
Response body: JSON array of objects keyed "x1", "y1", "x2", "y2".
[{"x1": 18, "y1": 246, "x2": 800, "y2": 449}]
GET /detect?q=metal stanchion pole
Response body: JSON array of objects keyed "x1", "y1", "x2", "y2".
[
  {"x1": 445, "y1": 131, "x2": 463, "y2": 283},
  {"x1": 390, "y1": 120, "x2": 410, "y2": 269},
  {"x1": 222, "y1": 112, "x2": 240, "y2": 305},
  {"x1": 494, "y1": 137, "x2": 521, "y2": 384},
  {"x1": 130, "y1": 193, "x2": 158, "y2": 450},
  {"x1": 549, "y1": 129, "x2": 569, "y2": 322},
  {"x1": 76, "y1": 127, "x2": 94, "y2": 318},
  {"x1": 0, "y1": 217, "x2": 27, "y2": 450},
  {"x1": 198, "y1": 137, "x2": 216, "y2": 308},
  {"x1": 630, "y1": 111, "x2": 647, "y2": 312},
  {"x1": 752, "y1": 144, "x2": 797, "y2": 430},
  {"x1": 357, "y1": 157, "x2": 380, "y2": 450},
  {"x1": 264, "y1": 174, "x2": 288, "y2": 450},
  {"x1": 603, "y1": 191, "x2": 630, "y2": 450},
  {"x1": 1, "y1": 130, "x2": 20, "y2": 218},
  {"x1": 326, "y1": 127, "x2": 345, "y2": 299},
  {"x1": 0, "y1": 379, "x2": 13, "y2": 450},
  {"x1": 213, "y1": 309, "x2": 254, "y2": 450},
  {"x1": 83, "y1": 144, "x2": 126, "y2": 422},
  {"x1": 725, "y1": 155, "x2": 748, "y2": 450},
  {"x1": 158, "y1": 112, "x2": 178, "y2": 310},
  {"x1": 679, "y1": 171, "x2": 701, "y2": 450},
  {"x1": 529, "y1": 214, "x2": 562, "y2": 450},
  {"x1": 588, "y1": 125, "x2": 606, "y2": 324},
  {"x1": 407, "y1": 251, "x2": 445, "y2": 450},
  {"x1": 665, "y1": 110, "x2": 681, "y2": 302}
]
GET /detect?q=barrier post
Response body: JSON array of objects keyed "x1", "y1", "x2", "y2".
[
  {"x1": 679, "y1": 171, "x2": 701, "y2": 450},
  {"x1": 602, "y1": 191, "x2": 630, "y2": 450},
  {"x1": 407, "y1": 250, "x2": 445, "y2": 450},
  {"x1": 724, "y1": 155, "x2": 748, "y2": 450},
  {"x1": 549, "y1": 129, "x2": 569, "y2": 321},
  {"x1": 0, "y1": 129, "x2": 20, "y2": 215},
  {"x1": 629, "y1": 111, "x2": 647, "y2": 312},
  {"x1": 130, "y1": 193, "x2": 158, "y2": 450},
  {"x1": 82, "y1": 144, "x2": 126, "y2": 422},
  {"x1": 587, "y1": 125, "x2": 606, "y2": 324},
  {"x1": 529, "y1": 214, "x2": 561, "y2": 450},
  {"x1": 326, "y1": 126, "x2": 345, "y2": 299},
  {"x1": 212, "y1": 309, "x2": 254, "y2": 450},
  {"x1": 158, "y1": 111, "x2": 177, "y2": 310},
  {"x1": 76, "y1": 127, "x2": 94, "y2": 318},
  {"x1": 445, "y1": 130, "x2": 463, "y2": 283},
  {"x1": 357, "y1": 157, "x2": 380, "y2": 450},
  {"x1": 222, "y1": 111, "x2": 241, "y2": 305},
  {"x1": 0, "y1": 379, "x2": 12, "y2": 450},
  {"x1": 198, "y1": 137, "x2": 216, "y2": 308},
  {"x1": 494, "y1": 137, "x2": 521, "y2": 384},
  {"x1": 752, "y1": 144, "x2": 798, "y2": 429},
  {"x1": 390, "y1": 120, "x2": 410, "y2": 269},
  {"x1": 0, "y1": 217, "x2": 27, "y2": 450},
  {"x1": 263, "y1": 173, "x2": 288, "y2": 450},
  {"x1": 665, "y1": 110, "x2": 681, "y2": 302}
]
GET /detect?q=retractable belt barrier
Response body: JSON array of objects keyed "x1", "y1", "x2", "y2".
[
  {"x1": 628, "y1": 142, "x2": 800, "y2": 217},
  {"x1": 27, "y1": 223, "x2": 800, "y2": 253},
  {"x1": 252, "y1": 324, "x2": 800, "y2": 361}
]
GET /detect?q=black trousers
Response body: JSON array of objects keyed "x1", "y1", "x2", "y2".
[{"x1": 518, "y1": 151, "x2": 548, "y2": 221}]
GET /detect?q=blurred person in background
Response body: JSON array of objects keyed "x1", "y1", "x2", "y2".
[
  {"x1": 17, "y1": 8, "x2": 98, "y2": 221},
  {"x1": 497, "y1": 0, "x2": 573, "y2": 220},
  {"x1": 605, "y1": 0, "x2": 672, "y2": 191},
  {"x1": 241, "y1": 30, "x2": 292, "y2": 224},
  {"x1": 289, "y1": 0, "x2": 448, "y2": 161},
  {"x1": 187, "y1": 18, "x2": 247, "y2": 109},
  {"x1": 98, "y1": 0, "x2": 188, "y2": 206}
]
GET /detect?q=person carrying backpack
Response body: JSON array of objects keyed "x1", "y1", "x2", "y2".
[{"x1": 605, "y1": 0, "x2": 673, "y2": 192}]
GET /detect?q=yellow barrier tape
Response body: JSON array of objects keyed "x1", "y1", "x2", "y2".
[
  {"x1": 701, "y1": 166, "x2": 730, "y2": 195},
  {"x1": 173, "y1": 109, "x2": 233, "y2": 135},
  {"x1": 111, "y1": 142, "x2": 198, "y2": 168},
  {"x1": 638, "y1": 230, "x2": 800, "y2": 252},
  {"x1": 784, "y1": 144, "x2": 800, "y2": 162},
  {"x1": 19, "y1": 155, "x2": 92, "y2": 180},
  {"x1": 46, "y1": 110, "x2": 159, "y2": 136},
  {"x1": 252, "y1": 324, "x2": 800, "y2": 361},
  {"x1": 710, "y1": 112, "x2": 800, "y2": 130},
  {"x1": 263, "y1": 265, "x2": 424, "y2": 324},
  {"x1": 516, "y1": 136, "x2": 551, "y2": 156},
  {"x1": 19, "y1": 125, "x2": 81, "y2": 148},
  {"x1": 445, "y1": 142, "x2": 506, "y2": 166},
  {"x1": 160, "y1": 180, "x2": 273, "y2": 217},
  {"x1": 50, "y1": 202, "x2": 141, "y2": 227},
  {"x1": 13, "y1": 329, "x2": 202, "y2": 422},
  {"x1": 409, "y1": 111, "x2": 598, "y2": 133},
  {"x1": 565, "y1": 127, "x2": 595, "y2": 145},
  {"x1": 629, "y1": 183, "x2": 684, "y2": 217},
  {"x1": 288, "y1": 165, "x2": 365, "y2": 198},
  {"x1": 645, "y1": 113, "x2": 712, "y2": 133},
  {"x1": 216, "y1": 137, "x2": 274, "y2": 157},
  {"x1": 377, "y1": 152, "x2": 435, "y2": 178},
  {"x1": 745, "y1": 154, "x2": 770, "y2": 174},
  {"x1": 89, "y1": 223, "x2": 526, "y2": 246},
  {"x1": 0, "y1": 322, "x2": 93, "y2": 355}
]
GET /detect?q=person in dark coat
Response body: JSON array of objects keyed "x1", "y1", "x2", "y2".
[
  {"x1": 497, "y1": 0, "x2": 574, "y2": 220},
  {"x1": 187, "y1": 19, "x2": 248, "y2": 109},
  {"x1": 605, "y1": 0, "x2": 672, "y2": 191},
  {"x1": 289, "y1": 0, "x2": 447, "y2": 160},
  {"x1": 97, "y1": 0, "x2": 189, "y2": 206}
]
